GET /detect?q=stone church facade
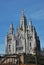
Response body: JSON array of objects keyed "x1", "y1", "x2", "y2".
[{"x1": 5, "y1": 11, "x2": 40, "y2": 55}]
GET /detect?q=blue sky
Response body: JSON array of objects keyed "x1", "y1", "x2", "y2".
[{"x1": 0, "y1": 0, "x2": 44, "y2": 54}]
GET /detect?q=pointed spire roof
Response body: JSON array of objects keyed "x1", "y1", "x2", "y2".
[
  {"x1": 20, "y1": 10, "x2": 27, "y2": 23},
  {"x1": 20, "y1": 10, "x2": 27, "y2": 32},
  {"x1": 21, "y1": 10, "x2": 26, "y2": 19},
  {"x1": 33, "y1": 27, "x2": 36, "y2": 38},
  {"x1": 10, "y1": 23, "x2": 13, "y2": 29},
  {"x1": 9, "y1": 23, "x2": 14, "y2": 34},
  {"x1": 29, "y1": 19, "x2": 32, "y2": 26}
]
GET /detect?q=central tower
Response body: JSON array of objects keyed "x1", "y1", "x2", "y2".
[{"x1": 20, "y1": 10, "x2": 27, "y2": 32}]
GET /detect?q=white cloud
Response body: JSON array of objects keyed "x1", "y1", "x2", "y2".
[{"x1": 31, "y1": 10, "x2": 44, "y2": 20}]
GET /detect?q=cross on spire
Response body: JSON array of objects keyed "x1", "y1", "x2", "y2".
[{"x1": 22, "y1": 10, "x2": 24, "y2": 16}]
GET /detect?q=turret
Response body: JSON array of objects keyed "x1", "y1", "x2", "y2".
[
  {"x1": 9, "y1": 23, "x2": 14, "y2": 34},
  {"x1": 29, "y1": 19, "x2": 32, "y2": 26},
  {"x1": 28, "y1": 19, "x2": 32, "y2": 31},
  {"x1": 32, "y1": 27, "x2": 36, "y2": 54},
  {"x1": 5, "y1": 23, "x2": 15, "y2": 54}
]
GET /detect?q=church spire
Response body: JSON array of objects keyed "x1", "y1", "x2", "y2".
[
  {"x1": 9, "y1": 23, "x2": 14, "y2": 34},
  {"x1": 29, "y1": 19, "x2": 32, "y2": 26},
  {"x1": 28, "y1": 19, "x2": 32, "y2": 31},
  {"x1": 20, "y1": 10, "x2": 27, "y2": 32}
]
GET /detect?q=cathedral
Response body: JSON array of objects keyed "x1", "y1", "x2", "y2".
[
  {"x1": 5, "y1": 11, "x2": 40, "y2": 55},
  {"x1": 0, "y1": 11, "x2": 44, "y2": 65}
]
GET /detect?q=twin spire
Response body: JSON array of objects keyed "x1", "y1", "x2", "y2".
[{"x1": 9, "y1": 23, "x2": 14, "y2": 34}]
